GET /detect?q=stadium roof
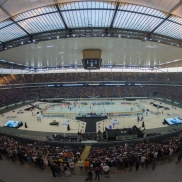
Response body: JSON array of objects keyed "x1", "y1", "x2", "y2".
[{"x1": 1, "y1": 0, "x2": 182, "y2": 71}]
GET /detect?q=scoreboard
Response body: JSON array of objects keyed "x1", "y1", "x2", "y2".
[{"x1": 82, "y1": 59, "x2": 102, "y2": 69}]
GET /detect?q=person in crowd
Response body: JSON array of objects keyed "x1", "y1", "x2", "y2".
[
  {"x1": 43, "y1": 156, "x2": 49, "y2": 168},
  {"x1": 135, "y1": 158, "x2": 140, "y2": 171},
  {"x1": 141, "y1": 154, "x2": 146, "y2": 169},
  {"x1": 64, "y1": 164, "x2": 71, "y2": 177},
  {"x1": 103, "y1": 163, "x2": 110, "y2": 178},
  {"x1": 152, "y1": 157, "x2": 157, "y2": 170},
  {"x1": 54, "y1": 163, "x2": 63, "y2": 178},
  {"x1": 175, "y1": 150, "x2": 182, "y2": 164},
  {"x1": 26, "y1": 154, "x2": 34, "y2": 169},
  {"x1": 17, "y1": 151, "x2": 24, "y2": 164},
  {"x1": 69, "y1": 160, "x2": 75, "y2": 174},
  {"x1": 85, "y1": 168, "x2": 93, "y2": 181},
  {"x1": 117, "y1": 159, "x2": 123, "y2": 174},
  {"x1": 50, "y1": 163, "x2": 56, "y2": 177},
  {"x1": 84, "y1": 159, "x2": 90, "y2": 172},
  {"x1": 78, "y1": 159, "x2": 84, "y2": 173},
  {"x1": 129, "y1": 157, "x2": 134, "y2": 171},
  {"x1": 94, "y1": 167, "x2": 101, "y2": 181},
  {"x1": 145, "y1": 155, "x2": 150, "y2": 169},
  {"x1": 0, "y1": 153, "x2": 3, "y2": 160}
]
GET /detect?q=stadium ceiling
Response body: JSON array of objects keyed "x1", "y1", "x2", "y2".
[{"x1": 1, "y1": 0, "x2": 182, "y2": 70}]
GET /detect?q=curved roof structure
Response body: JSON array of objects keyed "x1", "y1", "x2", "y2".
[
  {"x1": 1, "y1": 0, "x2": 182, "y2": 70},
  {"x1": 0, "y1": 0, "x2": 182, "y2": 19}
]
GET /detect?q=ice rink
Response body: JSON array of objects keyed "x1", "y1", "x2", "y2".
[
  {"x1": 0, "y1": 99, "x2": 182, "y2": 135},
  {"x1": 42, "y1": 101, "x2": 144, "y2": 116}
]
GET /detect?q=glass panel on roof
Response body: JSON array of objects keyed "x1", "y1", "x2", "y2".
[
  {"x1": 62, "y1": 9, "x2": 114, "y2": 28},
  {"x1": 0, "y1": 19, "x2": 14, "y2": 29},
  {"x1": 17, "y1": 12, "x2": 65, "y2": 34},
  {"x1": 0, "y1": 24, "x2": 28, "y2": 42},
  {"x1": 168, "y1": 16, "x2": 182, "y2": 25},
  {"x1": 154, "y1": 21, "x2": 182, "y2": 39},
  {"x1": 113, "y1": 11, "x2": 163, "y2": 31},
  {"x1": 118, "y1": 3, "x2": 167, "y2": 18},
  {"x1": 13, "y1": 5, "x2": 57, "y2": 21},
  {"x1": 59, "y1": 1, "x2": 116, "y2": 10}
]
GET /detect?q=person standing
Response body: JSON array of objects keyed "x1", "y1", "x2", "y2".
[
  {"x1": 69, "y1": 161, "x2": 75, "y2": 174},
  {"x1": 94, "y1": 167, "x2": 101, "y2": 181},
  {"x1": 135, "y1": 158, "x2": 140, "y2": 171},
  {"x1": 0, "y1": 153, "x2": 3, "y2": 160},
  {"x1": 54, "y1": 164, "x2": 63, "y2": 178},
  {"x1": 50, "y1": 163, "x2": 56, "y2": 177},
  {"x1": 78, "y1": 159, "x2": 84, "y2": 173},
  {"x1": 84, "y1": 159, "x2": 90, "y2": 172},
  {"x1": 141, "y1": 154, "x2": 146, "y2": 169},
  {"x1": 145, "y1": 155, "x2": 150, "y2": 168},
  {"x1": 88, "y1": 168, "x2": 93, "y2": 181},
  {"x1": 64, "y1": 164, "x2": 71, "y2": 177},
  {"x1": 152, "y1": 157, "x2": 157, "y2": 170},
  {"x1": 103, "y1": 163, "x2": 110, "y2": 178},
  {"x1": 175, "y1": 150, "x2": 182, "y2": 164}
]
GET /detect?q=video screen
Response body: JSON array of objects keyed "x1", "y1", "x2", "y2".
[{"x1": 82, "y1": 59, "x2": 102, "y2": 69}]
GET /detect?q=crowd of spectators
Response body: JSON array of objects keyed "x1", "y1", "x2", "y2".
[
  {"x1": 0, "y1": 132, "x2": 182, "y2": 179},
  {"x1": 1, "y1": 85, "x2": 182, "y2": 107},
  {"x1": 85, "y1": 132, "x2": 182, "y2": 172},
  {"x1": 0, "y1": 134, "x2": 84, "y2": 177},
  {"x1": 1, "y1": 72, "x2": 182, "y2": 84}
]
